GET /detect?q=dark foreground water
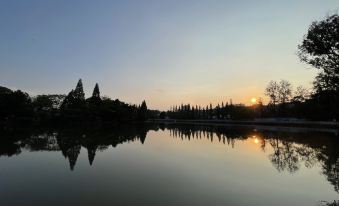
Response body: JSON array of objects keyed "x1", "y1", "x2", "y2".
[{"x1": 0, "y1": 124, "x2": 339, "y2": 206}]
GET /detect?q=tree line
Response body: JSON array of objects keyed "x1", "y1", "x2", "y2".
[
  {"x1": 0, "y1": 79, "x2": 153, "y2": 125},
  {"x1": 164, "y1": 13, "x2": 339, "y2": 121},
  {"x1": 165, "y1": 101, "x2": 259, "y2": 120}
]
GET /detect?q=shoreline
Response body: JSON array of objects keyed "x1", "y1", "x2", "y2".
[{"x1": 147, "y1": 119, "x2": 339, "y2": 130}]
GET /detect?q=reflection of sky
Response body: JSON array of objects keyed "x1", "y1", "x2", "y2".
[
  {"x1": 0, "y1": 129, "x2": 337, "y2": 206},
  {"x1": 0, "y1": 1, "x2": 338, "y2": 110}
]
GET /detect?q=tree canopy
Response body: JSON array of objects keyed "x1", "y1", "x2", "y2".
[
  {"x1": 74, "y1": 79, "x2": 85, "y2": 100},
  {"x1": 61, "y1": 79, "x2": 86, "y2": 110},
  {"x1": 0, "y1": 80, "x2": 153, "y2": 125},
  {"x1": 298, "y1": 14, "x2": 339, "y2": 92},
  {"x1": 92, "y1": 83, "x2": 100, "y2": 99}
]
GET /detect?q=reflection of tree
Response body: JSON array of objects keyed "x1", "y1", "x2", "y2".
[
  {"x1": 320, "y1": 138, "x2": 339, "y2": 193},
  {"x1": 166, "y1": 124, "x2": 339, "y2": 193},
  {"x1": 266, "y1": 133, "x2": 339, "y2": 193},
  {"x1": 87, "y1": 146, "x2": 97, "y2": 166},
  {"x1": 57, "y1": 131, "x2": 82, "y2": 171},
  {"x1": 1, "y1": 123, "x2": 339, "y2": 194},
  {"x1": 0, "y1": 125, "x2": 156, "y2": 170},
  {"x1": 295, "y1": 146, "x2": 318, "y2": 169},
  {"x1": 269, "y1": 139, "x2": 300, "y2": 173},
  {"x1": 168, "y1": 124, "x2": 245, "y2": 148},
  {"x1": 318, "y1": 200, "x2": 339, "y2": 206},
  {"x1": 260, "y1": 139, "x2": 266, "y2": 152},
  {"x1": 0, "y1": 141, "x2": 21, "y2": 157},
  {"x1": 54, "y1": 125, "x2": 153, "y2": 170},
  {"x1": 323, "y1": 159, "x2": 339, "y2": 192},
  {"x1": 25, "y1": 133, "x2": 59, "y2": 151},
  {"x1": 66, "y1": 145, "x2": 81, "y2": 170},
  {"x1": 0, "y1": 129, "x2": 33, "y2": 157},
  {"x1": 267, "y1": 137, "x2": 325, "y2": 174}
]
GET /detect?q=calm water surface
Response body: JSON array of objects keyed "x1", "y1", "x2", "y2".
[{"x1": 0, "y1": 124, "x2": 338, "y2": 206}]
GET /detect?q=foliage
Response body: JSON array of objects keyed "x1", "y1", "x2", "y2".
[
  {"x1": 277, "y1": 80, "x2": 292, "y2": 104},
  {"x1": 92, "y1": 83, "x2": 100, "y2": 99},
  {"x1": 265, "y1": 80, "x2": 292, "y2": 105},
  {"x1": 292, "y1": 86, "x2": 309, "y2": 103},
  {"x1": 296, "y1": 13, "x2": 339, "y2": 120},
  {"x1": 137, "y1": 100, "x2": 148, "y2": 121},
  {"x1": 319, "y1": 201, "x2": 339, "y2": 206},
  {"x1": 166, "y1": 101, "x2": 257, "y2": 120},
  {"x1": 61, "y1": 79, "x2": 86, "y2": 111},
  {"x1": 0, "y1": 80, "x2": 151, "y2": 125},
  {"x1": 0, "y1": 88, "x2": 33, "y2": 123},
  {"x1": 298, "y1": 14, "x2": 339, "y2": 93},
  {"x1": 265, "y1": 81, "x2": 279, "y2": 105}
]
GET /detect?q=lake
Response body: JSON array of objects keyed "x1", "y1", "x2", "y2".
[{"x1": 0, "y1": 124, "x2": 338, "y2": 206}]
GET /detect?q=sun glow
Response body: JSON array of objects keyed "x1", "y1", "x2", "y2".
[
  {"x1": 251, "y1": 98, "x2": 257, "y2": 104},
  {"x1": 254, "y1": 138, "x2": 259, "y2": 144}
]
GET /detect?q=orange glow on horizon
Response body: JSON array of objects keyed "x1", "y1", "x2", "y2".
[{"x1": 251, "y1": 98, "x2": 257, "y2": 104}]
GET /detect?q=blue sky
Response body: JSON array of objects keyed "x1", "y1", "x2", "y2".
[{"x1": 0, "y1": 0, "x2": 338, "y2": 109}]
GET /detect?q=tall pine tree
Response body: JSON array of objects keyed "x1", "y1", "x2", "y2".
[
  {"x1": 74, "y1": 79, "x2": 85, "y2": 100},
  {"x1": 137, "y1": 100, "x2": 148, "y2": 121},
  {"x1": 87, "y1": 83, "x2": 102, "y2": 109},
  {"x1": 92, "y1": 83, "x2": 100, "y2": 99},
  {"x1": 61, "y1": 79, "x2": 86, "y2": 110}
]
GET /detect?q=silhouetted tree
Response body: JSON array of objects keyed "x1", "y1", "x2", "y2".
[
  {"x1": 265, "y1": 81, "x2": 279, "y2": 106},
  {"x1": 278, "y1": 80, "x2": 292, "y2": 104},
  {"x1": 33, "y1": 95, "x2": 54, "y2": 111},
  {"x1": 293, "y1": 86, "x2": 309, "y2": 103},
  {"x1": 137, "y1": 100, "x2": 148, "y2": 121},
  {"x1": 87, "y1": 83, "x2": 102, "y2": 107},
  {"x1": 297, "y1": 14, "x2": 339, "y2": 120},
  {"x1": 74, "y1": 79, "x2": 85, "y2": 100},
  {"x1": 298, "y1": 14, "x2": 339, "y2": 92},
  {"x1": 60, "y1": 79, "x2": 87, "y2": 120},
  {"x1": 0, "y1": 89, "x2": 33, "y2": 122},
  {"x1": 92, "y1": 83, "x2": 100, "y2": 98},
  {"x1": 0, "y1": 86, "x2": 12, "y2": 94}
]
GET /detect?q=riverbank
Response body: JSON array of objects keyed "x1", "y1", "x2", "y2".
[{"x1": 147, "y1": 119, "x2": 339, "y2": 130}]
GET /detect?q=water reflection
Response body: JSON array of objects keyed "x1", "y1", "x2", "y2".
[
  {"x1": 1, "y1": 123, "x2": 339, "y2": 196},
  {"x1": 168, "y1": 124, "x2": 339, "y2": 194},
  {"x1": 0, "y1": 125, "x2": 150, "y2": 170}
]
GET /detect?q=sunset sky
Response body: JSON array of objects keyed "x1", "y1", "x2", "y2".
[{"x1": 0, "y1": 0, "x2": 338, "y2": 110}]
